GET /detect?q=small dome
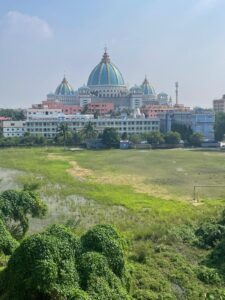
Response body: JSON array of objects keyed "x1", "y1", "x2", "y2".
[
  {"x1": 158, "y1": 92, "x2": 168, "y2": 100},
  {"x1": 130, "y1": 85, "x2": 143, "y2": 94},
  {"x1": 78, "y1": 85, "x2": 90, "y2": 95},
  {"x1": 141, "y1": 76, "x2": 155, "y2": 96},
  {"x1": 55, "y1": 76, "x2": 75, "y2": 96},
  {"x1": 87, "y1": 49, "x2": 125, "y2": 87}
]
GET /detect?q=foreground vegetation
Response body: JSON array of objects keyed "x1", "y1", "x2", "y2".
[{"x1": 0, "y1": 147, "x2": 225, "y2": 299}]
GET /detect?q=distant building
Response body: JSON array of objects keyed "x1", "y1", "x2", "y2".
[
  {"x1": 2, "y1": 121, "x2": 26, "y2": 137},
  {"x1": 213, "y1": 95, "x2": 225, "y2": 113},
  {"x1": 25, "y1": 108, "x2": 160, "y2": 138},
  {"x1": 159, "y1": 110, "x2": 215, "y2": 140},
  {"x1": 43, "y1": 49, "x2": 170, "y2": 111}
]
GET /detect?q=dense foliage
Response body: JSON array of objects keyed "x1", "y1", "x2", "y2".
[
  {"x1": 164, "y1": 131, "x2": 181, "y2": 145},
  {"x1": 142, "y1": 131, "x2": 164, "y2": 145},
  {"x1": 102, "y1": 128, "x2": 120, "y2": 148},
  {"x1": 0, "y1": 219, "x2": 18, "y2": 256},
  {"x1": 0, "y1": 188, "x2": 47, "y2": 239},
  {"x1": 0, "y1": 224, "x2": 131, "y2": 300},
  {"x1": 171, "y1": 123, "x2": 193, "y2": 141},
  {"x1": 0, "y1": 109, "x2": 25, "y2": 121},
  {"x1": 189, "y1": 132, "x2": 204, "y2": 146},
  {"x1": 214, "y1": 112, "x2": 225, "y2": 141}
]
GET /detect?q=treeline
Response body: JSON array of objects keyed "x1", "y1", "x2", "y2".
[
  {"x1": 0, "y1": 109, "x2": 25, "y2": 121},
  {"x1": 0, "y1": 122, "x2": 204, "y2": 148}
]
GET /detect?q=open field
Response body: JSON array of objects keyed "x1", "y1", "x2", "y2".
[{"x1": 1, "y1": 147, "x2": 225, "y2": 299}]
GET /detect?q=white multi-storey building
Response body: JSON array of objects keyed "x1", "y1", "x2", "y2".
[
  {"x1": 25, "y1": 108, "x2": 160, "y2": 138},
  {"x1": 2, "y1": 121, "x2": 26, "y2": 137}
]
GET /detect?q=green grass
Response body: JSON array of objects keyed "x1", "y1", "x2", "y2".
[{"x1": 1, "y1": 147, "x2": 225, "y2": 299}]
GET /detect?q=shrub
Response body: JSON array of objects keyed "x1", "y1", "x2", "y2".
[
  {"x1": 164, "y1": 131, "x2": 181, "y2": 145},
  {"x1": 195, "y1": 221, "x2": 225, "y2": 248},
  {"x1": 87, "y1": 274, "x2": 131, "y2": 300},
  {"x1": 0, "y1": 219, "x2": 18, "y2": 256},
  {"x1": 0, "y1": 224, "x2": 131, "y2": 300},
  {"x1": 81, "y1": 224, "x2": 125, "y2": 277},
  {"x1": 3, "y1": 225, "x2": 80, "y2": 299},
  {"x1": 78, "y1": 252, "x2": 109, "y2": 289},
  {"x1": 210, "y1": 238, "x2": 225, "y2": 274},
  {"x1": 197, "y1": 266, "x2": 221, "y2": 284},
  {"x1": 169, "y1": 225, "x2": 197, "y2": 244}
]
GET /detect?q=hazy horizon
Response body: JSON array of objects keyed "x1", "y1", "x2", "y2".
[{"x1": 0, "y1": 0, "x2": 225, "y2": 109}]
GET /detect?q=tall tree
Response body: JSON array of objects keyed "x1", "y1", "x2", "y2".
[
  {"x1": 144, "y1": 131, "x2": 164, "y2": 144},
  {"x1": 0, "y1": 109, "x2": 25, "y2": 121},
  {"x1": 164, "y1": 131, "x2": 181, "y2": 145},
  {"x1": 102, "y1": 128, "x2": 119, "y2": 148},
  {"x1": 0, "y1": 189, "x2": 47, "y2": 239},
  {"x1": 81, "y1": 122, "x2": 97, "y2": 140},
  {"x1": 171, "y1": 123, "x2": 193, "y2": 141},
  {"x1": 214, "y1": 112, "x2": 225, "y2": 141},
  {"x1": 57, "y1": 123, "x2": 70, "y2": 149}
]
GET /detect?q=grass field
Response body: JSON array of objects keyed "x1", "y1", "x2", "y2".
[{"x1": 1, "y1": 147, "x2": 225, "y2": 299}]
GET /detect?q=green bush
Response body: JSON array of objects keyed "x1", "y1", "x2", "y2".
[
  {"x1": 3, "y1": 225, "x2": 80, "y2": 299},
  {"x1": 69, "y1": 288, "x2": 91, "y2": 300},
  {"x1": 0, "y1": 224, "x2": 131, "y2": 300},
  {"x1": 0, "y1": 219, "x2": 18, "y2": 256},
  {"x1": 197, "y1": 266, "x2": 221, "y2": 284},
  {"x1": 169, "y1": 225, "x2": 197, "y2": 244},
  {"x1": 195, "y1": 221, "x2": 225, "y2": 248},
  {"x1": 87, "y1": 274, "x2": 131, "y2": 300},
  {"x1": 81, "y1": 224, "x2": 125, "y2": 277},
  {"x1": 78, "y1": 252, "x2": 109, "y2": 289}
]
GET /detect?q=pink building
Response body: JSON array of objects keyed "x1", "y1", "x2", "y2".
[
  {"x1": 87, "y1": 103, "x2": 114, "y2": 115},
  {"x1": 142, "y1": 104, "x2": 190, "y2": 118},
  {"x1": 33, "y1": 101, "x2": 81, "y2": 115},
  {"x1": 32, "y1": 100, "x2": 113, "y2": 116}
]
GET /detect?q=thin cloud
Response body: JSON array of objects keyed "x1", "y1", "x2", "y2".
[
  {"x1": 193, "y1": 0, "x2": 222, "y2": 13},
  {"x1": 0, "y1": 11, "x2": 53, "y2": 39}
]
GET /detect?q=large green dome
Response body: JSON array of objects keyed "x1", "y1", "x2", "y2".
[
  {"x1": 55, "y1": 76, "x2": 75, "y2": 96},
  {"x1": 87, "y1": 50, "x2": 125, "y2": 87}
]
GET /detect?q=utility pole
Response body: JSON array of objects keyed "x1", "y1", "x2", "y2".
[{"x1": 175, "y1": 82, "x2": 179, "y2": 105}]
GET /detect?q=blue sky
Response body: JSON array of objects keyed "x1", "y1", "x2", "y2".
[{"x1": 0, "y1": 0, "x2": 225, "y2": 108}]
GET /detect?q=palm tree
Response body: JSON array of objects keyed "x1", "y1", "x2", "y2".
[
  {"x1": 57, "y1": 123, "x2": 69, "y2": 149},
  {"x1": 81, "y1": 122, "x2": 97, "y2": 141}
]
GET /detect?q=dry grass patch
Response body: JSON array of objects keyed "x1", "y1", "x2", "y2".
[
  {"x1": 48, "y1": 154, "x2": 93, "y2": 181},
  {"x1": 67, "y1": 161, "x2": 93, "y2": 181}
]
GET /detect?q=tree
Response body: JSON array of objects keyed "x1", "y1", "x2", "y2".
[
  {"x1": 0, "y1": 109, "x2": 25, "y2": 121},
  {"x1": 57, "y1": 123, "x2": 70, "y2": 149},
  {"x1": 164, "y1": 131, "x2": 181, "y2": 145},
  {"x1": 81, "y1": 122, "x2": 97, "y2": 141},
  {"x1": 171, "y1": 123, "x2": 193, "y2": 141},
  {"x1": 121, "y1": 132, "x2": 128, "y2": 140},
  {"x1": 102, "y1": 128, "x2": 120, "y2": 148},
  {"x1": 0, "y1": 189, "x2": 47, "y2": 239},
  {"x1": 189, "y1": 132, "x2": 204, "y2": 147},
  {"x1": 129, "y1": 134, "x2": 142, "y2": 144},
  {"x1": 72, "y1": 131, "x2": 82, "y2": 145},
  {"x1": 214, "y1": 112, "x2": 225, "y2": 141},
  {"x1": 0, "y1": 218, "x2": 18, "y2": 255},
  {"x1": 145, "y1": 131, "x2": 164, "y2": 145},
  {"x1": 1, "y1": 224, "x2": 131, "y2": 300}
]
